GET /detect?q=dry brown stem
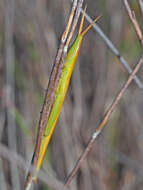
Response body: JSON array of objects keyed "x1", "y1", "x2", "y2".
[
  {"x1": 25, "y1": 0, "x2": 84, "y2": 188},
  {"x1": 123, "y1": 0, "x2": 143, "y2": 47}
]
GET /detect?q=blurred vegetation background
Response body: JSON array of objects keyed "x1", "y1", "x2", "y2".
[{"x1": 0, "y1": 0, "x2": 143, "y2": 190}]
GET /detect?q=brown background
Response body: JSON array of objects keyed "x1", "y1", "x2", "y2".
[{"x1": 0, "y1": 0, "x2": 143, "y2": 190}]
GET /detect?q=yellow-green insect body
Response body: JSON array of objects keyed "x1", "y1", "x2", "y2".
[
  {"x1": 36, "y1": 35, "x2": 83, "y2": 173},
  {"x1": 33, "y1": 11, "x2": 101, "y2": 178}
]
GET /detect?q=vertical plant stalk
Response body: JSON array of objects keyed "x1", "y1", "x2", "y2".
[
  {"x1": 64, "y1": 55, "x2": 143, "y2": 188},
  {"x1": 123, "y1": 0, "x2": 143, "y2": 47},
  {"x1": 4, "y1": 0, "x2": 21, "y2": 189},
  {"x1": 25, "y1": 0, "x2": 84, "y2": 189}
]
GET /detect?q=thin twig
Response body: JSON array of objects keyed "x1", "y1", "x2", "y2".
[
  {"x1": 123, "y1": 0, "x2": 143, "y2": 47},
  {"x1": 79, "y1": 8, "x2": 143, "y2": 89},
  {"x1": 64, "y1": 55, "x2": 143, "y2": 188},
  {"x1": 25, "y1": 0, "x2": 84, "y2": 188}
]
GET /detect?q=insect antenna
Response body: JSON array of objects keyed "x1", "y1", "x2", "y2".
[{"x1": 81, "y1": 15, "x2": 102, "y2": 36}]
